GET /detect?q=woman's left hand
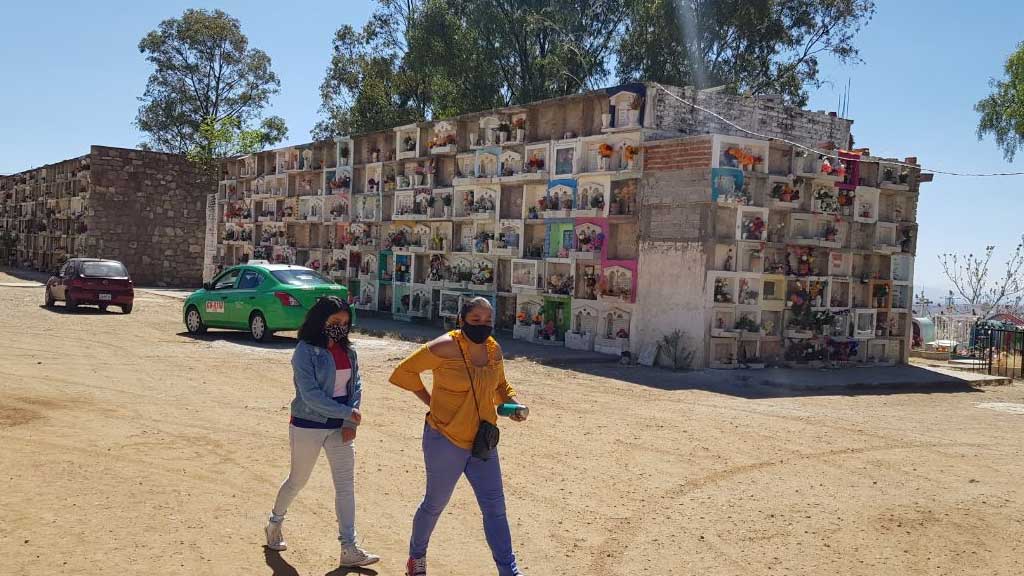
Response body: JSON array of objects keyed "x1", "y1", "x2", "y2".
[{"x1": 342, "y1": 428, "x2": 357, "y2": 442}]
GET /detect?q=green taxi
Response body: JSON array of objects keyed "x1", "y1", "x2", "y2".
[{"x1": 183, "y1": 262, "x2": 349, "y2": 341}]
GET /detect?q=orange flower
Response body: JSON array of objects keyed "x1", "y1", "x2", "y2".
[
  {"x1": 599, "y1": 143, "x2": 614, "y2": 158},
  {"x1": 727, "y1": 147, "x2": 755, "y2": 168}
]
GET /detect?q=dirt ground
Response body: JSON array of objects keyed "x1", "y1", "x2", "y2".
[{"x1": 1, "y1": 271, "x2": 1023, "y2": 576}]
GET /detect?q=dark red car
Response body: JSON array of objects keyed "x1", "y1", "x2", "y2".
[{"x1": 45, "y1": 258, "x2": 135, "y2": 313}]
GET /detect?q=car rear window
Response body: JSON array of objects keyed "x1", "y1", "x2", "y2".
[
  {"x1": 271, "y1": 269, "x2": 330, "y2": 286},
  {"x1": 81, "y1": 261, "x2": 128, "y2": 277}
]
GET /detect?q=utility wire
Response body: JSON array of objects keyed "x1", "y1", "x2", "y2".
[{"x1": 651, "y1": 82, "x2": 1024, "y2": 178}]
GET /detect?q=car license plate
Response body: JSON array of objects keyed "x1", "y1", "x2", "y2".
[{"x1": 99, "y1": 293, "x2": 112, "y2": 301}]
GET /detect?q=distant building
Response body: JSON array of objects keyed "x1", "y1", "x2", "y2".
[{"x1": 0, "y1": 146, "x2": 215, "y2": 286}]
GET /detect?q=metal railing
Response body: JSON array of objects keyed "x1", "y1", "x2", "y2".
[{"x1": 961, "y1": 323, "x2": 1024, "y2": 379}]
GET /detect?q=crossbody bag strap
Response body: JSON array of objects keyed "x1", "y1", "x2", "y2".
[{"x1": 455, "y1": 332, "x2": 483, "y2": 419}]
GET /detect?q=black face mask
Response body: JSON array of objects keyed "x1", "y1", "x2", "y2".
[{"x1": 461, "y1": 321, "x2": 492, "y2": 344}]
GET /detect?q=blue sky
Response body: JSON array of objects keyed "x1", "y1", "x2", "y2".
[{"x1": 0, "y1": 1, "x2": 1021, "y2": 296}]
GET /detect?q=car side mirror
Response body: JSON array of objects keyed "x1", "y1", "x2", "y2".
[{"x1": 202, "y1": 282, "x2": 212, "y2": 291}]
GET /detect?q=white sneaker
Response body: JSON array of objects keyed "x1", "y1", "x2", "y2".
[
  {"x1": 265, "y1": 518, "x2": 287, "y2": 551},
  {"x1": 340, "y1": 543, "x2": 380, "y2": 567}
]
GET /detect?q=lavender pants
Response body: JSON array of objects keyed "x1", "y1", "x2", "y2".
[{"x1": 409, "y1": 423, "x2": 519, "y2": 576}]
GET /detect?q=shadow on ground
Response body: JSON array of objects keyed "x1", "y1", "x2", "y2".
[
  {"x1": 38, "y1": 304, "x2": 127, "y2": 315},
  {"x1": 177, "y1": 330, "x2": 299, "y2": 351},
  {"x1": 559, "y1": 361, "x2": 985, "y2": 399},
  {"x1": 1, "y1": 266, "x2": 51, "y2": 283},
  {"x1": 263, "y1": 547, "x2": 379, "y2": 576},
  {"x1": 345, "y1": 315, "x2": 990, "y2": 399}
]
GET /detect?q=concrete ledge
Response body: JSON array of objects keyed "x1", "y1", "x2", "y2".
[{"x1": 351, "y1": 313, "x2": 619, "y2": 367}]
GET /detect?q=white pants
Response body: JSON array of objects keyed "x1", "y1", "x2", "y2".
[{"x1": 271, "y1": 425, "x2": 357, "y2": 544}]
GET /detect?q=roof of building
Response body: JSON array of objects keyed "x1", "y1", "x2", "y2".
[{"x1": 989, "y1": 312, "x2": 1024, "y2": 327}]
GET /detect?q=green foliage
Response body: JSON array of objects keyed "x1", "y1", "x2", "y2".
[
  {"x1": 656, "y1": 330, "x2": 694, "y2": 371},
  {"x1": 976, "y1": 42, "x2": 1024, "y2": 162},
  {"x1": 617, "y1": 0, "x2": 875, "y2": 107},
  {"x1": 313, "y1": 0, "x2": 627, "y2": 139},
  {"x1": 314, "y1": 0, "x2": 874, "y2": 137},
  {"x1": 136, "y1": 9, "x2": 287, "y2": 158},
  {"x1": 186, "y1": 116, "x2": 287, "y2": 175}
]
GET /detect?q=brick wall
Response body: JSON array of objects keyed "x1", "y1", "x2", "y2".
[
  {"x1": 642, "y1": 136, "x2": 712, "y2": 171},
  {"x1": 82, "y1": 146, "x2": 214, "y2": 287},
  {"x1": 650, "y1": 84, "x2": 853, "y2": 149}
]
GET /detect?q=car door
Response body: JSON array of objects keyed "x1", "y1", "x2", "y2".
[
  {"x1": 53, "y1": 261, "x2": 74, "y2": 300},
  {"x1": 203, "y1": 268, "x2": 242, "y2": 328},
  {"x1": 231, "y1": 268, "x2": 266, "y2": 325}
]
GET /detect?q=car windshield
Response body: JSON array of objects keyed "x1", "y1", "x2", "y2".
[
  {"x1": 81, "y1": 261, "x2": 128, "y2": 278},
  {"x1": 271, "y1": 269, "x2": 331, "y2": 286}
]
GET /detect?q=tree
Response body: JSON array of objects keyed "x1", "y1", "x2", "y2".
[
  {"x1": 976, "y1": 42, "x2": 1024, "y2": 162},
  {"x1": 938, "y1": 238, "x2": 1024, "y2": 316},
  {"x1": 313, "y1": 0, "x2": 627, "y2": 139},
  {"x1": 186, "y1": 116, "x2": 287, "y2": 176},
  {"x1": 617, "y1": 0, "x2": 875, "y2": 107},
  {"x1": 312, "y1": 18, "x2": 428, "y2": 139},
  {"x1": 136, "y1": 9, "x2": 287, "y2": 159},
  {"x1": 314, "y1": 0, "x2": 875, "y2": 137}
]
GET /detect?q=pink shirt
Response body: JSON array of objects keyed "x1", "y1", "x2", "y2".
[{"x1": 329, "y1": 345, "x2": 352, "y2": 397}]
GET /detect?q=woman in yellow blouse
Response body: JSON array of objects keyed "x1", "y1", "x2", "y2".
[{"x1": 390, "y1": 297, "x2": 527, "y2": 576}]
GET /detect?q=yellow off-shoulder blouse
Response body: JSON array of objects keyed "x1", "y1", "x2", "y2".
[{"x1": 389, "y1": 330, "x2": 517, "y2": 450}]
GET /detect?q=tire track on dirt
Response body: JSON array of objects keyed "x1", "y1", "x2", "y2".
[{"x1": 588, "y1": 441, "x2": 984, "y2": 575}]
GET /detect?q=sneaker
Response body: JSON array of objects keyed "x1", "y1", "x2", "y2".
[
  {"x1": 405, "y1": 556, "x2": 427, "y2": 576},
  {"x1": 340, "y1": 543, "x2": 380, "y2": 567},
  {"x1": 265, "y1": 518, "x2": 287, "y2": 551}
]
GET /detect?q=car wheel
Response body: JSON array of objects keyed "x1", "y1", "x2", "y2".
[
  {"x1": 249, "y1": 311, "x2": 270, "y2": 342},
  {"x1": 44, "y1": 288, "x2": 55, "y2": 308},
  {"x1": 66, "y1": 296, "x2": 78, "y2": 310},
  {"x1": 185, "y1": 306, "x2": 207, "y2": 334},
  {"x1": 121, "y1": 304, "x2": 133, "y2": 314},
  {"x1": 99, "y1": 304, "x2": 108, "y2": 312}
]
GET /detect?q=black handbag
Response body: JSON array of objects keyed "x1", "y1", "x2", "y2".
[{"x1": 458, "y1": 343, "x2": 499, "y2": 460}]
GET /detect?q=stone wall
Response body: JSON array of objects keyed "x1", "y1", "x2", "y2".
[
  {"x1": 633, "y1": 241, "x2": 708, "y2": 368},
  {"x1": 633, "y1": 135, "x2": 716, "y2": 367},
  {"x1": 640, "y1": 136, "x2": 715, "y2": 243},
  {"x1": 82, "y1": 146, "x2": 213, "y2": 287},
  {"x1": 650, "y1": 84, "x2": 853, "y2": 149}
]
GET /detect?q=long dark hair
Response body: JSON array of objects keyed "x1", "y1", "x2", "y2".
[{"x1": 298, "y1": 296, "x2": 352, "y2": 349}]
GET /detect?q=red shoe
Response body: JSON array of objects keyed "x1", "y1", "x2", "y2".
[{"x1": 406, "y1": 556, "x2": 427, "y2": 575}]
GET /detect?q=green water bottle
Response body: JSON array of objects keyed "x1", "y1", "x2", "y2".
[{"x1": 497, "y1": 403, "x2": 529, "y2": 419}]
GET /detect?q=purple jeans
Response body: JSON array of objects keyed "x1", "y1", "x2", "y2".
[{"x1": 409, "y1": 423, "x2": 519, "y2": 576}]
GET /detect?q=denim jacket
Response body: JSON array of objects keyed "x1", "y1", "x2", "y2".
[{"x1": 290, "y1": 340, "x2": 362, "y2": 429}]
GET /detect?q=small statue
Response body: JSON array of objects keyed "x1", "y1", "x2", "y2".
[{"x1": 723, "y1": 248, "x2": 734, "y2": 271}]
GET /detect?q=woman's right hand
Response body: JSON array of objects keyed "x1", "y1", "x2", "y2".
[{"x1": 349, "y1": 408, "x2": 362, "y2": 425}]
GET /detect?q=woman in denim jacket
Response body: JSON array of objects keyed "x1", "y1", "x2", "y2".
[{"x1": 265, "y1": 296, "x2": 379, "y2": 568}]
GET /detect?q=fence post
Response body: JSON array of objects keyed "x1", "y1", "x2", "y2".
[
  {"x1": 1019, "y1": 330, "x2": 1024, "y2": 380},
  {"x1": 987, "y1": 330, "x2": 994, "y2": 376}
]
